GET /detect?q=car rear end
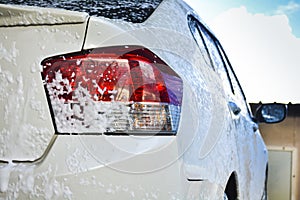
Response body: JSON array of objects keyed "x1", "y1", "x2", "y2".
[{"x1": 0, "y1": 0, "x2": 209, "y2": 199}]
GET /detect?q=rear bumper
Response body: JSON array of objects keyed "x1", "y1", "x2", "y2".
[{"x1": 0, "y1": 135, "x2": 188, "y2": 199}]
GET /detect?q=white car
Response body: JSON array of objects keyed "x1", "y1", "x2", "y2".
[{"x1": 0, "y1": 0, "x2": 286, "y2": 199}]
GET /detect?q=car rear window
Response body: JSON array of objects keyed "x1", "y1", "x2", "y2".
[{"x1": 0, "y1": 0, "x2": 163, "y2": 23}]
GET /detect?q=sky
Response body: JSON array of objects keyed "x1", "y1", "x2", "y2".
[{"x1": 184, "y1": 0, "x2": 300, "y2": 103}]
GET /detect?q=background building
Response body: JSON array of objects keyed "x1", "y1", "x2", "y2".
[{"x1": 251, "y1": 103, "x2": 299, "y2": 200}]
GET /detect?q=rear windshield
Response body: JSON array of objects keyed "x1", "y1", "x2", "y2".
[{"x1": 0, "y1": 0, "x2": 163, "y2": 23}]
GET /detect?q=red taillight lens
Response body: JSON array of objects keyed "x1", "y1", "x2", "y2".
[{"x1": 41, "y1": 46, "x2": 183, "y2": 135}]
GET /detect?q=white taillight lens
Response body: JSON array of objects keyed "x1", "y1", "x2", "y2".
[{"x1": 41, "y1": 46, "x2": 183, "y2": 135}]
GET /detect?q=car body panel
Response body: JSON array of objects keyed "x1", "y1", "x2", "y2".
[
  {"x1": 224, "y1": 64, "x2": 268, "y2": 199},
  {"x1": 0, "y1": 8, "x2": 88, "y2": 161},
  {"x1": 84, "y1": 0, "x2": 237, "y2": 186},
  {"x1": 0, "y1": 4, "x2": 88, "y2": 26},
  {"x1": 235, "y1": 114, "x2": 268, "y2": 199},
  {"x1": 0, "y1": 135, "x2": 219, "y2": 200}
]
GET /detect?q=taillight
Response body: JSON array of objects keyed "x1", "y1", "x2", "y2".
[{"x1": 41, "y1": 46, "x2": 183, "y2": 135}]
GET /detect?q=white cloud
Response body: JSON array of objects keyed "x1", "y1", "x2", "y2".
[
  {"x1": 275, "y1": 1, "x2": 300, "y2": 15},
  {"x1": 209, "y1": 6, "x2": 300, "y2": 103}
]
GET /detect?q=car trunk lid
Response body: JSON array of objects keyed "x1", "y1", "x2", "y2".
[
  {"x1": 0, "y1": 4, "x2": 87, "y2": 26},
  {"x1": 0, "y1": 4, "x2": 88, "y2": 162}
]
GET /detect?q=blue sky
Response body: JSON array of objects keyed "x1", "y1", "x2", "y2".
[
  {"x1": 185, "y1": 0, "x2": 300, "y2": 37},
  {"x1": 184, "y1": 0, "x2": 300, "y2": 103}
]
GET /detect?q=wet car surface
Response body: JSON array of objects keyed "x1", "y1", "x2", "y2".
[{"x1": 0, "y1": 0, "x2": 286, "y2": 199}]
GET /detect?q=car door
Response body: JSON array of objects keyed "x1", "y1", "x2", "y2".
[{"x1": 217, "y1": 43, "x2": 268, "y2": 199}]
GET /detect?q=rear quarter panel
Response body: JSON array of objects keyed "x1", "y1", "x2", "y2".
[{"x1": 83, "y1": 0, "x2": 239, "y2": 197}]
